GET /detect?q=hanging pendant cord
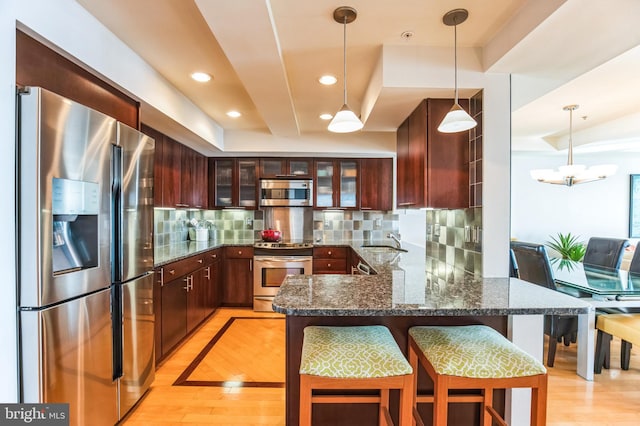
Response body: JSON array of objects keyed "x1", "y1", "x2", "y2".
[
  {"x1": 342, "y1": 16, "x2": 348, "y2": 105},
  {"x1": 568, "y1": 107, "x2": 574, "y2": 166},
  {"x1": 453, "y1": 21, "x2": 458, "y2": 104}
]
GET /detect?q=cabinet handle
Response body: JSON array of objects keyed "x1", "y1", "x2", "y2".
[
  {"x1": 198, "y1": 259, "x2": 203, "y2": 264},
  {"x1": 212, "y1": 254, "x2": 217, "y2": 259},
  {"x1": 327, "y1": 263, "x2": 331, "y2": 268},
  {"x1": 250, "y1": 260, "x2": 253, "y2": 271},
  {"x1": 328, "y1": 251, "x2": 332, "y2": 255},
  {"x1": 175, "y1": 203, "x2": 190, "y2": 208},
  {"x1": 397, "y1": 202, "x2": 415, "y2": 206},
  {"x1": 169, "y1": 269, "x2": 175, "y2": 275},
  {"x1": 238, "y1": 250, "x2": 243, "y2": 255},
  {"x1": 205, "y1": 267, "x2": 210, "y2": 280},
  {"x1": 158, "y1": 269, "x2": 164, "y2": 287},
  {"x1": 360, "y1": 207, "x2": 372, "y2": 210}
]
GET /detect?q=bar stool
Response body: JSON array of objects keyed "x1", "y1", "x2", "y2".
[
  {"x1": 299, "y1": 325, "x2": 413, "y2": 426},
  {"x1": 408, "y1": 325, "x2": 548, "y2": 426}
]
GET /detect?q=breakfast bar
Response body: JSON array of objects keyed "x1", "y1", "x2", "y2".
[{"x1": 273, "y1": 243, "x2": 592, "y2": 426}]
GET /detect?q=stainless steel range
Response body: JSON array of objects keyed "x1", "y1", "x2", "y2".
[{"x1": 253, "y1": 241, "x2": 313, "y2": 311}]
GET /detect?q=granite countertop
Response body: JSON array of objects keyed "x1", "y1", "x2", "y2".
[
  {"x1": 272, "y1": 241, "x2": 593, "y2": 317},
  {"x1": 154, "y1": 238, "x2": 256, "y2": 267}
]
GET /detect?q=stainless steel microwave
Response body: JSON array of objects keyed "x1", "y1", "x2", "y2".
[{"x1": 260, "y1": 179, "x2": 313, "y2": 207}]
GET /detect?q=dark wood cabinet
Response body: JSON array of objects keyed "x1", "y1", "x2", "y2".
[
  {"x1": 360, "y1": 158, "x2": 393, "y2": 211},
  {"x1": 142, "y1": 124, "x2": 208, "y2": 209},
  {"x1": 222, "y1": 246, "x2": 254, "y2": 306},
  {"x1": 204, "y1": 249, "x2": 222, "y2": 314},
  {"x1": 313, "y1": 246, "x2": 348, "y2": 274},
  {"x1": 153, "y1": 267, "x2": 163, "y2": 364},
  {"x1": 209, "y1": 158, "x2": 259, "y2": 209},
  {"x1": 396, "y1": 99, "x2": 469, "y2": 209},
  {"x1": 160, "y1": 274, "x2": 187, "y2": 357},
  {"x1": 314, "y1": 160, "x2": 359, "y2": 210},
  {"x1": 260, "y1": 158, "x2": 312, "y2": 178}
]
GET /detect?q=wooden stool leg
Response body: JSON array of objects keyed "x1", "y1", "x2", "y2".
[
  {"x1": 379, "y1": 388, "x2": 390, "y2": 426},
  {"x1": 408, "y1": 342, "x2": 419, "y2": 426},
  {"x1": 399, "y1": 375, "x2": 414, "y2": 426},
  {"x1": 299, "y1": 375, "x2": 312, "y2": 426},
  {"x1": 531, "y1": 376, "x2": 547, "y2": 426},
  {"x1": 432, "y1": 376, "x2": 448, "y2": 426},
  {"x1": 482, "y1": 387, "x2": 493, "y2": 426}
]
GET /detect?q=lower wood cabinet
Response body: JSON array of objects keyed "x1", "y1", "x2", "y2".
[
  {"x1": 222, "y1": 246, "x2": 254, "y2": 306},
  {"x1": 154, "y1": 248, "x2": 223, "y2": 363},
  {"x1": 160, "y1": 274, "x2": 187, "y2": 358},
  {"x1": 313, "y1": 246, "x2": 348, "y2": 274}
]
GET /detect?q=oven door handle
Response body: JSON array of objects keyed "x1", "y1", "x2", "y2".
[{"x1": 255, "y1": 256, "x2": 313, "y2": 263}]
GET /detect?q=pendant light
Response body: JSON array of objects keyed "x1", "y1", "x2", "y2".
[
  {"x1": 530, "y1": 105, "x2": 617, "y2": 186},
  {"x1": 328, "y1": 6, "x2": 363, "y2": 133},
  {"x1": 437, "y1": 9, "x2": 477, "y2": 133}
]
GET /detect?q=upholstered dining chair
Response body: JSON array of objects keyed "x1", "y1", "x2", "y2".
[
  {"x1": 510, "y1": 241, "x2": 579, "y2": 367},
  {"x1": 628, "y1": 248, "x2": 640, "y2": 274},
  {"x1": 583, "y1": 237, "x2": 630, "y2": 269}
]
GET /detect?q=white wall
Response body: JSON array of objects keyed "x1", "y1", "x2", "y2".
[
  {"x1": 0, "y1": 0, "x2": 18, "y2": 403},
  {"x1": 511, "y1": 150, "x2": 640, "y2": 246}
]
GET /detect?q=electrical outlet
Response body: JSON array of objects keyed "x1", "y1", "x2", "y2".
[{"x1": 246, "y1": 218, "x2": 253, "y2": 227}]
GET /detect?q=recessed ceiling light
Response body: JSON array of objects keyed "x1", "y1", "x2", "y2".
[
  {"x1": 319, "y1": 113, "x2": 333, "y2": 120},
  {"x1": 191, "y1": 72, "x2": 212, "y2": 82},
  {"x1": 226, "y1": 110, "x2": 242, "y2": 118},
  {"x1": 318, "y1": 75, "x2": 337, "y2": 85}
]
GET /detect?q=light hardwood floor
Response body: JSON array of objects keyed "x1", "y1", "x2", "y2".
[{"x1": 122, "y1": 308, "x2": 640, "y2": 425}]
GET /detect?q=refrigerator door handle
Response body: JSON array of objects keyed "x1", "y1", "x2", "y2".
[{"x1": 112, "y1": 285, "x2": 124, "y2": 381}]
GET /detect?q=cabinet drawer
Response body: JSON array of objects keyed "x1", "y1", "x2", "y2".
[
  {"x1": 224, "y1": 246, "x2": 254, "y2": 259},
  {"x1": 161, "y1": 255, "x2": 205, "y2": 281},
  {"x1": 313, "y1": 247, "x2": 347, "y2": 259},
  {"x1": 313, "y1": 259, "x2": 347, "y2": 274},
  {"x1": 204, "y1": 248, "x2": 222, "y2": 265}
]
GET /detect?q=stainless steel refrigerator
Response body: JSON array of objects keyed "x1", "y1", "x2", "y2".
[{"x1": 17, "y1": 87, "x2": 155, "y2": 425}]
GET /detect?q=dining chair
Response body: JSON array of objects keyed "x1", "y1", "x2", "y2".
[
  {"x1": 628, "y1": 248, "x2": 640, "y2": 274},
  {"x1": 510, "y1": 241, "x2": 578, "y2": 367},
  {"x1": 583, "y1": 237, "x2": 629, "y2": 269}
]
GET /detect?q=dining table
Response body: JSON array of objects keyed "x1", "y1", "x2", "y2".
[{"x1": 551, "y1": 259, "x2": 640, "y2": 380}]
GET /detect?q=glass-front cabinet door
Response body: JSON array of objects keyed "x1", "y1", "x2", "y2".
[
  {"x1": 260, "y1": 158, "x2": 312, "y2": 178},
  {"x1": 213, "y1": 159, "x2": 233, "y2": 208},
  {"x1": 315, "y1": 160, "x2": 335, "y2": 208},
  {"x1": 314, "y1": 159, "x2": 359, "y2": 209},
  {"x1": 339, "y1": 160, "x2": 358, "y2": 208},
  {"x1": 210, "y1": 158, "x2": 258, "y2": 209},
  {"x1": 238, "y1": 159, "x2": 258, "y2": 209}
]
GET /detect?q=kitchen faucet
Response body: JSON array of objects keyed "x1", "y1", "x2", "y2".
[{"x1": 387, "y1": 232, "x2": 402, "y2": 249}]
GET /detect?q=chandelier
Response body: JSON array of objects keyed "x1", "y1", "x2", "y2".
[{"x1": 530, "y1": 104, "x2": 617, "y2": 186}]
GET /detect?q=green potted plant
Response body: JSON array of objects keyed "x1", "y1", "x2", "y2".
[{"x1": 546, "y1": 232, "x2": 586, "y2": 261}]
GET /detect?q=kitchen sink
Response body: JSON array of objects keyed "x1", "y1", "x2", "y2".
[{"x1": 360, "y1": 244, "x2": 408, "y2": 253}]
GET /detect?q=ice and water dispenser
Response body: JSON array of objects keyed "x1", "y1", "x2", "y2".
[{"x1": 51, "y1": 178, "x2": 100, "y2": 275}]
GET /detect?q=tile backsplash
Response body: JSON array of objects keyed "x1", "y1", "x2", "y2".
[
  {"x1": 154, "y1": 208, "x2": 399, "y2": 246},
  {"x1": 425, "y1": 208, "x2": 482, "y2": 281}
]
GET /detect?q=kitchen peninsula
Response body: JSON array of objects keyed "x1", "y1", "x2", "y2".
[{"x1": 273, "y1": 242, "x2": 592, "y2": 426}]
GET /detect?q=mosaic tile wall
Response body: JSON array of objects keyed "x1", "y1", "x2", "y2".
[
  {"x1": 425, "y1": 208, "x2": 483, "y2": 281},
  {"x1": 154, "y1": 209, "x2": 264, "y2": 246},
  {"x1": 153, "y1": 209, "x2": 399, "y2": 246},
  {"x1": 312, "y1": 210, "x2": 399, "y2": 243}
]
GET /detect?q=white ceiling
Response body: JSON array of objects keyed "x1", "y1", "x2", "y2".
[{"x1": 75, "y1": 0, "x2": 640, "y2": 154}]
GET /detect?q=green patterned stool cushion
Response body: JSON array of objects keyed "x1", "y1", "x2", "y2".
[
  {"x1": 300, "y1": 326, "x2": 413, "y2": 379},
  {"x1": 409, "y1": 325, "x2": 546, "y2": 379}
]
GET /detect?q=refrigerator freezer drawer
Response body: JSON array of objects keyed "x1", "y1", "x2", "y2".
[
  {"x1": 20, "y1": 288, "x2": 118, "y2": 426},
  {"x1": 119, "y1": 273, "x2": 155, "y2": 418}
]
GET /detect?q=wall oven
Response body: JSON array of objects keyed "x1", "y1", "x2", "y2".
[
  {"x1": 253, "y1": 243, "x2": 313, "y2": 311},
  {"x1": 260, "y1": 179, "x2": 313, "y2": 207}
]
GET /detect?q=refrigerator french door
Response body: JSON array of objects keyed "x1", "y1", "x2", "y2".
[{"x1": 17, "y1": 87, "x2": 154, "y2": 425}]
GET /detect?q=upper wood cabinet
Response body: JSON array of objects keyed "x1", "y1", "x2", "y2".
[
  {"x1": 142, "y1": 124, "x2": 208, "y2": 209},
  {"x1": 260, "y1": 158, "x2": 312, "y2": 178},
  {"x1": 314, "y1": 159, "x2": 359, "y2": 210},
  {"x1": 396, "y1": 99, "x2": 469, "y2": 209},
  {"x1": 209, "y1": 158, "x2": 259, "y2": 209},
  {"x1": 359, "y1": 158, "x2": 393, "y2": 211}
]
